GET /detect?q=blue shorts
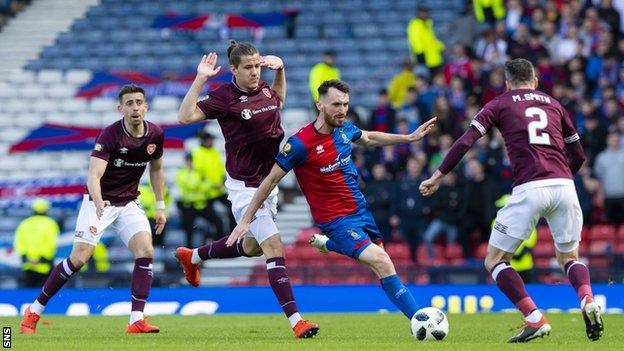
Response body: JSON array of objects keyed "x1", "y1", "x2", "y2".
[{"x1": 317, "y1": 209, "x2": 384, "y2": 259}]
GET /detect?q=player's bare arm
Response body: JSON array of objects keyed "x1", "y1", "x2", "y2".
[
  {"x1": 227, "y1": 164, "x2": 288, "y2": 247},
  {"x1": 356, "y1": 117, "x2": 437, "y2": 147},
  {"x1": 149, "y1": 157, "x2": 167, "y2": 235},
  {"x1": 86, "y1": 156, "x2": 109, "y2": 219},
  {"x1": 178, "y1": 53, "x2": 221, "y2": 124},
  {"x1": 261, "y1": 55, "x2": 286, "y2": 104}
]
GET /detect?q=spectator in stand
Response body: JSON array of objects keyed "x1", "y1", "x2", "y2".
[
  {"x1": 443, "y1": 44, "x2": 475, "y2": 85},
  {"x1": 541, "y1": 21, "x2": 563, "y2": 60},
  {"x1": 580, "y1": 115, "x2": 608, "y2": 167},
  {"x1": 505, "y1": 0, "x2": 524, "y2": 35},
  {"x1": 422, "y1": 171, "x2": 460, "y2": 259},
  {"x1": 406, "y1": 5, "x2": 445, "y2": 74},
  {"x1": 396, "y1": 87, "x2": 420, "y2": 130},
  {"x1": 364, "y1": 163, "x2": 395, "y2": 242},
  {"x1": 459, "y1": 158, "x2": 497, "y2": 258},
  {"x1": 431, "y1": 96, "x2": 459, "y2": 137},
  {"x1": 387, "y1": 61, "x2": 416, "y2": 108},
  {"x1": 507, "y1": 23, "x2": 531, "y2": 58},
  {"x1": 575, "y1": 163, "x2": 601, "y2": 225},
  {"x1": 309, "y1": 50, "x2": 340, "y2": 103},
  {"x1": 474, "y1": 28, "x2": 508, "y2": 66},
  {"x1": 481, "y1": 68, "x2": 506, "y2": 105},
  {"x1": 448, "y1": 1, "x2": 481, "y2": 48},
  {"x1": 391, "y1": 157, "x2": 430, "y2": 262},
  {"x1": 369, "y1": 89, "x2": 396, "y2": 133},
  {"x1": 594, "y1": 132, "x2": 624, "y2": 225}
]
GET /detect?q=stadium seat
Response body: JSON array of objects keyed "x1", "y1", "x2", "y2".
[
  {"x1": 618, "y1": 225, "x2": 624, "y2": 243},
  {"x1": 20, "y1": 85, "x2": 47, "y2": 99},
  {"x1": 46, "y1": 84, "x2": 76, "y2": 99},
  {"x1": 89, "y1": 98, "x2": 117, "y2": 113},
  {"x1": 474, "y1": 242, "x2": 488, "y2": 260},
  {"x1": 444, "y1": 243, "x2": 465, "y2": 265},
  {"x1": 533, "y1": 241, "x2": 555, "y2": 258},
  {"x1": 385, "y1": 243, "x2": 411, "y2": 264},
  {"x1": 417, "y1": 244, "x2": 445, "y2": 266},
  {"x1": 37, "y1": 70, "x2": 64, "y2": 85},
  {"x1": 589, "y1": 225, "x2": 616, "y2": 242},
  {"x1": 536, "y1": 226, "x2": 551, "y2": 243}
]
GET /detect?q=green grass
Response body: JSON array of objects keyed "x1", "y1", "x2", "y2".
[{"x1": 5, "y1": 313, "x2": 622, "y2": 351}]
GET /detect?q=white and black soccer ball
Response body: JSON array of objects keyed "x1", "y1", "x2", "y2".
[{"x1": 410, "y1": 307, "x2": 449, "y2": 341}]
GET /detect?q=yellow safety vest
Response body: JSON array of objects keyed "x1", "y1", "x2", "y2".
[
  {"x1": 473, "y1": 0, "x2": 506, "y2": 23},
  {"x1": 138, "y1": 183, "x2": 170, "y2": 219},
  {"x1": 388, "y1": 70, "x2": 417, "y2": 108},
  {"x1": 13, "y1": 215, "x2": 59, "y2": 274},
  {"x1": 309, "y1": 62, "x2": 341, "y2": 101},
  {"x1": 192, "y1": 146, "x2": 227, "y2": 201},
  {"x1": 511, "y1": 230, "x2": 537, "y2": 272},
  {"x1": 406, "y1": 18, "x2": 445, "y2": 68},
  {"x1": 176, "y1": 165, "x2": 211, "y2": 210}
]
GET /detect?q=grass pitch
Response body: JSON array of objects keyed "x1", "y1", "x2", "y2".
[{"x1": 5, "y1": 313, "x2": 622, "y2": 351}]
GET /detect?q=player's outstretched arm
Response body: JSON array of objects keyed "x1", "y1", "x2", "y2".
[
  {"x1": 87, "y1": 156, "x2": 110, "y2": 219},
  {"x1": 356, "y1": 117, "x2": 437, "y2": 147},
  {"x1": 149, "y1": 157, "x2": 167, "y2": 235},
  {"x1": 178, "y1": 53, "x2": 221, "y2": 124},
  {"x1": 226, "y1": 164, "x2": 288, "y2": 246},
  {"x1": 261, "y1": 55, "x2": 285, "y2": 105}
]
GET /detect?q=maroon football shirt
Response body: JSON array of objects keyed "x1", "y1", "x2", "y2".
[
  {"x1": 89, "y1": 119, "x2": 164, "y2": 205},
  {"x1": 197, "y1": 79, "x2": 284, "y2": 187},
  {"x1": 470, "y1": 88, "x2": 578, "y2": 186}
]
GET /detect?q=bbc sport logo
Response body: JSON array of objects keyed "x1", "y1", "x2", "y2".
[{"x1": 3, "y1": 326, "x2": 10, "y2": 349}]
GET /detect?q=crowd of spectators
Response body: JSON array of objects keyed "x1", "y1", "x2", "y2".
[{"x1": 346, "y1": 0, "x2": 624, "y2": 260}]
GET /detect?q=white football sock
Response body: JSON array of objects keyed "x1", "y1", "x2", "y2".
[
  {"x1": 525, "y1": 309, "x2": 543, "y2": 323},
  {"x1": 191, "y1": 249, "x2": 202, "y2": 265},
  {"x1": 30, "y1": 300, "x2": 45, "y2": 315},
  {"x1": 129, "y1": 311, "x2": 144, "y2": 324},
  {"x1": 288, "y1": 312, "x2": 303, "y2": 328}
]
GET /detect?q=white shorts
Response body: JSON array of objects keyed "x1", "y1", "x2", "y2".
[
  {"x1": 490, "y1": 179, "x2": 583, "y2": 253},
  {"x1": 226, "y1": 174, "x2": 279, "y2": 244},
  {"x1": 74, "y1": 195, "x2": 151, "y2": 246}
]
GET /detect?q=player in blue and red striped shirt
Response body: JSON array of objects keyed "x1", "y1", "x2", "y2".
[{"x1": 228, "y1": 80, "x2": 436, "y2": 326}]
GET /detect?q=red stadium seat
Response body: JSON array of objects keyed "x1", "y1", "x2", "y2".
[
  {"x1": 617, "y1": 225, "x2": 624, "y2": 243},
  {"x1": 534, "y1": 257, "x2": 552, "y2": 269},
  {"x1": 588, "y1": 241, "x2": 612, "y2": 267},
  {"x1": 537, "y1": 226, "x2": 551, "y2": 243},
  {"x1": 295, "y1": 227, "x2": 321, "y2": 245},
  {"x1": 385, "y1": 243, "x2": 412, "y2": 264},
  {"x1": 475, "y1": 243, "x2": 488, "y2": 260},
  {"x1": 589, "y1": 225, "x2": 616, "y2": 242},
  {"x1": 444, "y1": 243, "x2": 465, "y2": 265},
  {"x1": 533, "y1": 241, "x2": 555, "y2": 258},
  {"x1": 417, "y1": 245, "x2": 445, "y2": 266}
]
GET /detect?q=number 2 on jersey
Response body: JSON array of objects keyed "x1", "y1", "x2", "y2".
[{"x1": 525, "y1": 107, "x2": 551, "y2": 145}]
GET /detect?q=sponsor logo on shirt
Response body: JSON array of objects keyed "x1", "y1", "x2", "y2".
[
  {"x1": 94, "y1": 143, "x2": 103, "y2": 151},
  {"x1": 241, "y1": 108, "x2": 252, "y2": 120},
  {"x1": 320, "y1": 155, "x2": 351, "y2": 173},
  {"x1": 119, "y1": 147, "x2": 128, "y2": 154},
  {"x1": 239, "y1": 95, "x2": 248, "y2": 103},
  {"x1": 146, "y1": 144, "x2": 156, "y2": 155},
  {"x1": 316, "y1": 145, "x2": 325, "y2": 154},
  {"x1": 75, "y1": 230, "x2": 84, "y2": 238},
  {"x1": 281, "y1": 143, "x2": 292, "y2": 155},
  {"x1": 494, "y1": 221, "x2": 508, "y2": 234},
  {"x1": 89, "y1": 226, "x2": 98, "y2": 236},
  {"x1": 113, "y1": 158, "x2": 149, "y2": 168},
  {"x1": 262, "y1": 88, "x2": 271, "y2": 98}
]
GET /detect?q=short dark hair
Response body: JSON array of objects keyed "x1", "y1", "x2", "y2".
[
  {"x1": 227, "y1": 40, "x2": 259, "y2": 67},
  {"x1": 118, "y1": 84, "x2": 146, "y2": 102},
  {"x1": 318, "y1": 79, "x2": 350, "y2": 97},
  {"x1": 504, "y1": 58, "x2": 536, "y2": 87}
]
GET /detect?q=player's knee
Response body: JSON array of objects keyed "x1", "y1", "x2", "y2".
[
  {"x1": 260, "y1": 234, "x2": 283, "y2": 258},
  {"x1": 243, "y1": 238, "x2": 263, "y2": 257},
  {"x1": 370, "y1": 251, "x2": 394, "y2": 275}
]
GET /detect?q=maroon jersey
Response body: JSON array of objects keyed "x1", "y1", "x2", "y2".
[
  {"x1": 197, "y1": 80, "x2": 284, "y2": 187},
  {"x1": 89, "y1": 120, "x2": 164, "y2": 205},
  {"x1": 471, "y1": 88, "x2": 579, "y2": 187}
]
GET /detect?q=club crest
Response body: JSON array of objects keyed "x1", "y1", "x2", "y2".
[
  {"x1": 262, "y1": 88, "x2": 271, "y2": 98},
  {"x1": 146, "y1": 144, "x2": 156, "y2": 155}
]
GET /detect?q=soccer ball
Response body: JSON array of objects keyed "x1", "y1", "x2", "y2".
[{"x1": 410, "y1": 307, "x2": 449, "y2": 341}]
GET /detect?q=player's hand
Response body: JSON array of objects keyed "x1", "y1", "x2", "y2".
[
  {"x1": 419, "y1": 177, "x2": 441, "y2": 197},
  {"x1": 154, "y1": 209, "x2": 166, "y2": 235},
  {"x1": 95, "y1": 200, "x2": 110, "y2": 219},
  {"x1": 197, "y1": 52, "x2": 222, "y2": 79},
  {"x1": 260, "y1": 55, "x2": 284, "y2": 70},
  {"x1": 407, "y1": 117, "x2": 437, "y2": 142},
  {"x1": 227, "y1": 222, "x2": 251, "y2": 247}
]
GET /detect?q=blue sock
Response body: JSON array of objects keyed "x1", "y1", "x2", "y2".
[
  {"x1": 380, "y1": 274, "x2": 418, "y2": 319},
  {"x1": 326, "y1": 239, "x2": 338, "y2": 253}
]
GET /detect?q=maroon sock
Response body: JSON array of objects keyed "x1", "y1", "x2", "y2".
[
  {"x1": 266, "y1": 257, "x2": 298, "y2": 318},
  {"x1": 197, "y1": 235, "x2": 249, "y2": 260},
  {"x1": 491, "y1": 262, "x2": 537, "y2": 317},
  {"x1": 131, "y1": 257, "x2": 153, "y2": 312},
  {"x1": 565, "y1": 260, "x2": 593, "y2": 302},
  {"x1": 37, "y1": 258, "x2": 79, "y2": 305}
]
